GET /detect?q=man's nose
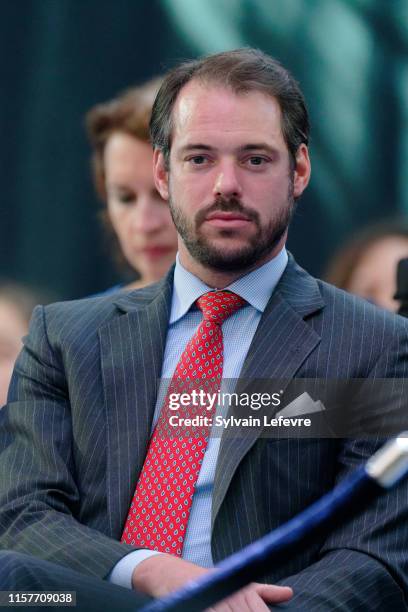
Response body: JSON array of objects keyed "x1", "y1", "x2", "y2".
[
  {"x1": 131, "y1": 197, "x2": 162, "y2": 233},
  {"x1": 212, "y1": 162, "x2": 243, "y2": 199}
]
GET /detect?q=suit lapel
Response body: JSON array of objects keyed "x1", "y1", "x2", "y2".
[
  {"x1": 97, "y1": 257, "x2": 325, "y2": 537},
  {"x1": 99, "y1": 275, "x2": 173, "y2": 538},
  {"x1": 212, "y1": 257, "x2": 325, "y2": 527}
]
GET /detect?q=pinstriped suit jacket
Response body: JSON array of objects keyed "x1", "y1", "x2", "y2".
[{"x1": 1, "y1": 255, "x2": 408, "y2": 610}]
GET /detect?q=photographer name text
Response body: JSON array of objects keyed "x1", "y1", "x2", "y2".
[{"x1": 168, "y1": 415, "x2": 311, "y2": 428}]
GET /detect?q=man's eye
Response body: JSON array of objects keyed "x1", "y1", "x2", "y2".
[
  {"x1": 188, "y1": 155, "x2": 208, "y2": 165},
  {"x1": 247, "y1": 156, "x2": 266, "y2": 166}
]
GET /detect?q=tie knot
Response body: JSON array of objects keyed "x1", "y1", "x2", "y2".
[{"x1": 196, "y1": 290, "x2": 246, "y2": 325}]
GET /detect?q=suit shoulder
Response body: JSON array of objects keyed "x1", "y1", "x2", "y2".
[
  {"x1": 43, "y1": 281, "x2": 163, "y2": 319},
  {"x1": 316, "y1": 278, "x2": 408, "y2": 337},
  {"x1": 43, "y1": 292, "x2": 120, "y2": 324},
  {"x1": 35, "y1": 282, "x2": 165, "y2": 345}
]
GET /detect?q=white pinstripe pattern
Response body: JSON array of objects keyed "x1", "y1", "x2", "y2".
[{"x1": 0, "y1": 254, "x2": 408, "y2": 609}]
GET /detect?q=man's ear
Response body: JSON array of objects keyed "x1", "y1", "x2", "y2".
[
  {"x1": 293, "y1": 144, "x2": 311, "y2": 198},
  {"x1": 153, "y1": 149, "x2": 169, "y2": 201}
]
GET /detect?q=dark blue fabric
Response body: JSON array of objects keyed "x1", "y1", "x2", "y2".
[
  {"x1": 0, "y1": 550, "x2": 151, "y2": 611},
  {"x1": 1, "y1": 256, "x2": 408, "y2": 610}
]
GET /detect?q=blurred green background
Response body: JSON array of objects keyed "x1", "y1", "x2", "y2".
[{"x1": 1, "y1": 0, "x2": 407, "y2": 299}]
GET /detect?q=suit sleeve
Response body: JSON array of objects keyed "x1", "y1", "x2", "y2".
[
  {"x1": 272, "y1": 329, "x2": 408, "y2": 611},
  {"x1": 0, "y1": 305, "x2": 136, "y2": 580}
]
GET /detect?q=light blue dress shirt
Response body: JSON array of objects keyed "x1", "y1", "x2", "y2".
[{"x1": 109, "y1": 248, "x2": 288, "y2": 588}]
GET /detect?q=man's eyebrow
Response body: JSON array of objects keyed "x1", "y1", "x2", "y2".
[
  {"x1": 178, "y1": 144, "x2": 214, "y2": 153},
  {"x1": 177, "y1": 143, "x2": 279, "y2": 155},
  {"x1": 238, "y1": 143, "x2": 278, "y2": 153}
]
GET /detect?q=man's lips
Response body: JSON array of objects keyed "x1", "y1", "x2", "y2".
[{"x1": 204, "y1": 211, "x2": 252, "y2": 229}]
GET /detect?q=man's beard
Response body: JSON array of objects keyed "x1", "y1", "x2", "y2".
[{"x1": 169, "y1": 180, "x2": 295, "y2": 272}]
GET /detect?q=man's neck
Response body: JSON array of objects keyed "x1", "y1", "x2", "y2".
[{"x1": 178, "y1": 238, "x2": 287, "y2": 289}]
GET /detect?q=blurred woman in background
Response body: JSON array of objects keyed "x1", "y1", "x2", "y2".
[
  {"x1": 324, "y1": 219, "x2": 408, "y2": 312},
  {"x1": 86, "y1": 78, "x2": 178, "y2": 291},
  {"x1": 0, "y1": 283, "x2": 41, "y2": 407}
]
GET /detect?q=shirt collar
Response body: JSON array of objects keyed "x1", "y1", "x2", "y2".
[{"x1": 170, "y1": 247, "x2": 288, "y2": 324}]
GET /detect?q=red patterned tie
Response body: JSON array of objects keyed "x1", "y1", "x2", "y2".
[{"x1": 121, "y1": 290, "x2": 245, "y2": 555}]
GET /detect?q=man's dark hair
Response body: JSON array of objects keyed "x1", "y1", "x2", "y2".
[{"x1": 150, "y1": 48, "x2": 309, "y2": 170}]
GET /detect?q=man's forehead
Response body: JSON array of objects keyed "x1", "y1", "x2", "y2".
[{"x1": 171, "y1": 79, "x2": 283, "y2": 142}]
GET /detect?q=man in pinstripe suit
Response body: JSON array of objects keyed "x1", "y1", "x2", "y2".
[{"x1": 1, "y1": 49, "x2": 408, "y2": 611}]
